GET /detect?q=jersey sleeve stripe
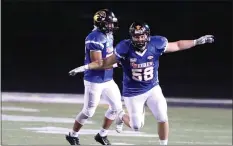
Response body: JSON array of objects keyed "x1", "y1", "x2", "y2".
[
  {"x1": 90, "y1": 50, "x2": 102, "y2": 52},
  {"x1": 163, "y1": 38, "x2": 169, "y2": 52},
  {"x1": 85, "y1": 41, "x2": 104, "y2": 49}
]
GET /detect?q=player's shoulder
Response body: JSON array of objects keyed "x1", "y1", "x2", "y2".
[
  {"x1": 85, "y1": 29, "x2": 106, "y2": 43},
  {"x1": 117, "y1": 39, "x2": 131, "y2": 47},
  {"x1": 150, "y1": 35, "x2": 168, "y2": 49},
  {"x1": 115, "y1": 39, "x2": 131, "y2": 54}
]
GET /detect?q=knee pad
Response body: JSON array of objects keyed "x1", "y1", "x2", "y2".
[
  {"x1": 82, "y1": 106, "x2": 96, "y2": 118},
  {"x1": 75, "y1": 112, "x2": 89, "y2": 125},
  {"x1": 129, "y1": 114, "x2": 143, "y2": 131},
  {"x1": 105, "y1": 108, "x2": 117, "y2": 120}
]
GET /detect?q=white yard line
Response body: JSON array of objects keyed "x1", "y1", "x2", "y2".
[
  {"x1": 2, "y1": 94, "x2": 107, "y2": 104},
  {"x1": 111, "y1": 143, "x2": 134, "y2": 145},
  {"x1": 2, "y1": 114, "x2": 94, "y2": 124},
  {"x1": 22, "y1": 126, "x2": 158, "y2": 137},
  {"x1": 169, "y1": 133, "x2": 232, "y2": 138},
  {"x1": 2, "y1": 92, "x2": 232, "y2": 105},
  {"x1": 171, "y1": 141, "x2": 232, "y2": 145},
  {"x1": 173, "y1": 128, "x2": 232, "y2": 133},
  {"x1": 2, "y1": 106, "x2": 40, "y2": 112}
]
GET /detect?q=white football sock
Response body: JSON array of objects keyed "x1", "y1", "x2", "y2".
[
  {"x1": 99, "y1": 128, "x2": 108, "y2": 137},
  {"x1": 70, "y1": 130, "x2": 79, "y2": 137},
  {"x1": 159, "y1": 139, "x2": 168, "y2": 145}
]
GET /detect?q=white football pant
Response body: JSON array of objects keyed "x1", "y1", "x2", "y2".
[
  {"x1": 76, "y1": 79, "x2": 123, "y2": 125},
  {"x1": 123, "y1": 85, "x2": 168, "y2": 131}
]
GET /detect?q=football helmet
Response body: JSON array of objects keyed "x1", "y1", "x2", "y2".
[
  {"x1": 93, "y1": 9, "x2": 119, "y2": 33},
  {"x1": 129, "y1": 21, "x2": 150, "y2": 52}
]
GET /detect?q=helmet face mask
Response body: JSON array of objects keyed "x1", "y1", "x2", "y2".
[
  {"x1": 129, "y1": 22, "x2": 150, "y2": 52},
  {"x1": 131, "y1": 34, "x2": 149, "y2": 51},
  {"x1": 93, "y1": 9, "x2": 119, "y2": 33}
]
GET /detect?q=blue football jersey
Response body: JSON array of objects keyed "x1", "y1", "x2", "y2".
[
  {"x1": 84, "y1": 28, "x2": 114, "y2": 83},
  {"x1": 114, "y1": 35, "x2": 168, "y2": 97}
]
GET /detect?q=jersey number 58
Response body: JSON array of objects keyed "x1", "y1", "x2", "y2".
[{"x1": 132, "y1": 67, "x2": 153, "y2": 81}]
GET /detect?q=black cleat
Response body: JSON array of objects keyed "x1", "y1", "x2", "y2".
[
  {"x1": 94, "y1": 133, "x2": 111, "y2": 145},
  {"x1": 65, "y1": 132, "x2": 80, "y2": 145}
]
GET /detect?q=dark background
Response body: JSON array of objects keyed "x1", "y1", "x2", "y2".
[{"x1": 2, "y1": 1, "x2": 232, "y2": 99}]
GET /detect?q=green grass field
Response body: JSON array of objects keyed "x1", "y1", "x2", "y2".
[{"x1": 1, "y1": 100, "x2": 232, "y2": 145}]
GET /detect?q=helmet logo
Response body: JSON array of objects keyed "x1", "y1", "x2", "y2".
[
  {"x1": 94, "y1": 10, "x2": 106, "y2": 22},
  {"x1": 93, "y1": 14, "x2": 99, "y2": 22},
  {"x1": 136, "y1": 25, "x2": 141, "y2": 30},
  {"x1": 98, "y1": 11, "x2": 106, "y2": 17}
]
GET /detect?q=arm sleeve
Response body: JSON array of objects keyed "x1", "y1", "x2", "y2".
[{"x1": 85, "y1": 40, "x2": 104, "y2": 52}]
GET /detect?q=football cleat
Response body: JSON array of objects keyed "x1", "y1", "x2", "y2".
[
  {"x1": 65, "y1": 132, "x2": 80, "y2": 145},
  {"x1": 94, "y1": 133, "x2": 111, "y2": 145}
]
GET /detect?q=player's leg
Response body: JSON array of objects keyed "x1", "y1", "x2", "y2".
[
  {"x1": 118, "y1": 94, "x2": 147, "y2": 131},
  {"x1": 94, "y1": 80, "x2": 123, "y2": 145},
  {"x1": 146, "y1": 85, "x2": 169, "y2": 145},
  {"x1": 66, "y1": 80, "x2": 102, "y2": 145},
  {"x1": 118, "y1": 105, "x2": 146, "y2": 129},
  {"x1": 103, "y1": 80, "x2": 124, "y2": 131},
  {"x1": 74, "y1": 81, "x2": 102, "y2": 132}
]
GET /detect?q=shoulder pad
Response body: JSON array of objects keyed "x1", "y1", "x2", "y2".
[
  {"x1": 117, "y1": 39, "x2": 130, "y2": 49},
  {"x1": 150, "y1": 35, "x2": 168, "y2": 50},
  {"x1": 85, "y1": 30, "x2": 107, "y2": 44}
]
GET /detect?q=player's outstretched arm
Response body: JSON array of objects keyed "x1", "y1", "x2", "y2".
[
  {"x1": 68, "y1": 54, "x2": 118, "y2": 76},
  {"x1": 165, "y1": 35, "x2": 214, "y2": 53},
  {"x1": 89, "y1": 54, "x2": 118, "y2": 69}
]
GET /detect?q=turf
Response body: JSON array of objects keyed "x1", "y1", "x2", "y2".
[{"x1": 1, "y1": 101, "x2": 232, "y2": 145}]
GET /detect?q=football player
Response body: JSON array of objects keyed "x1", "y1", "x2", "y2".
[
  {"x1": 66, "y1": 9, "x2": 124, "y2": 145},
  {"x1": 69, "y1": 21, "x2": 214, "y2": 145}
]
